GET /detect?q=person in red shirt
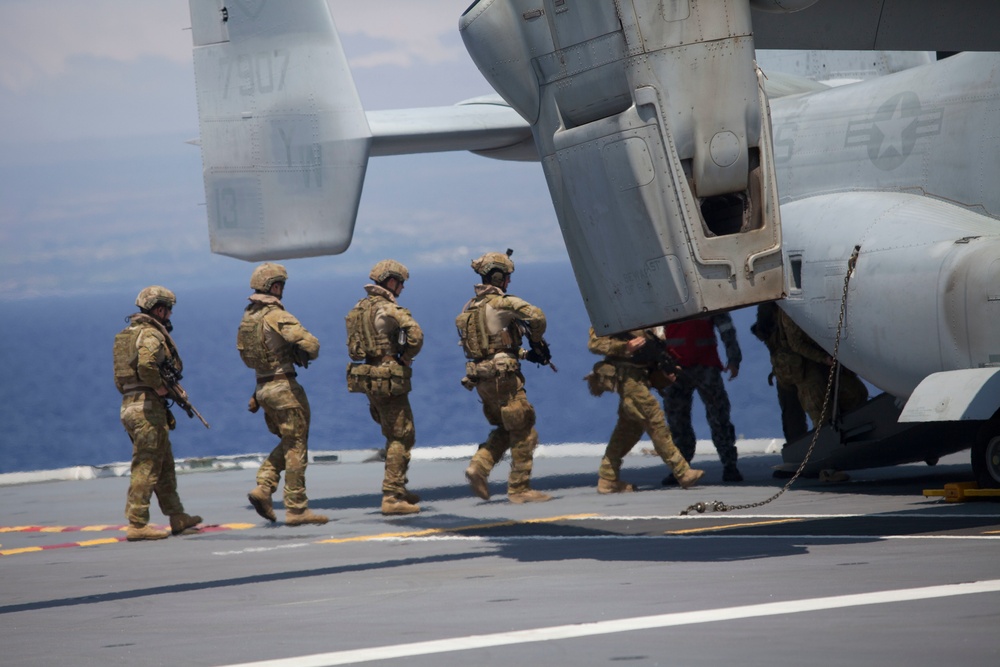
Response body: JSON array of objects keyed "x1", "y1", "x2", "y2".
[{"x1": 660, "y1": 313, "x2": 743, "y2": 482}]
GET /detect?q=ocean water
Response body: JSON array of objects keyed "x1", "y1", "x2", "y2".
[{"x1": 0, "y1": 262, "x2": 780, "y2": 474}]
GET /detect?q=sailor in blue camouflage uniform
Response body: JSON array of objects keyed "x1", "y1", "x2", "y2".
[{"x1": 660, "y1": 313, "x2": 743, "y2": 483}]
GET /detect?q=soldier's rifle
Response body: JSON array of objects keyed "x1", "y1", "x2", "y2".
[
  {"x1": 516, "y1": 320, "x2": 558, "y2": 372},
  {"x1": 291, "y1": 346, "x2": 311, "y2": 368},
  {"x1": 632, "y1": 332, "x2": 685, "y2": 393},
  {"x1": 158, "y1": 358, "x2": 211, "y2": 429}
]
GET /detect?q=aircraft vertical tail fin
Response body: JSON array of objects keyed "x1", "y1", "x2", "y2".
[{"x1": 189, "y1": 0, "x2": 371, "y2": 260}]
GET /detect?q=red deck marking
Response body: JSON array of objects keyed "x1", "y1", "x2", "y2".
[
  {"x1": 0, "y1": 523, "x2": 252, "y2": 557},
  {"x1": 0, "y1": 524, "x2": 131, "y2": 533}
]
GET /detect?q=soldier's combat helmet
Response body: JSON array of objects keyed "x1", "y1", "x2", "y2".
[
  {"x1": 369, "y1": 259, "x2": 409, "y2": 284},
  {"x1": 472, "y1": 250, "x2": 514, "y2": 287},
  {"x1": 135, "y1": 285, "x2": 176, "y2": 312},
  {"x1": 250, "y1": 262, "x2": 288, "y2": 292}
]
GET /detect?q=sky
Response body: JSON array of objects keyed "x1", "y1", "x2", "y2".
[{"x1": 0, "y1": 0, "x2": 567, "y2": 299}]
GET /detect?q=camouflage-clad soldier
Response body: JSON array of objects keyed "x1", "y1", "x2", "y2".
[
  {"x1": 346, "y1": 260, "x2": 425, "y2": 515},
  {"x1": 238, "y1": 263, "x2": 328, "y2": 526},
  {"x1": 587, "y1": 328, "x2": 705, "y2": 491},
  {"x1": 457, "y1": 251, "x2": 552, "y2": 503},
  {"x1": 113, "y1": 286, "x2": 202, "y2": 541},
  {"x1": 751, "y1": 302, "x2": 808, "y2": 444},
  {"x1": 660, "y1": 314, "x2": 743, "y2": 482},
  {"x1": 776, "y1": 307, "x2": 868, "y2": 427}
]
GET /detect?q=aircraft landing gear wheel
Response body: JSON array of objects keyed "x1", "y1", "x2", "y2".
[{"x1": 972, "y1": 419, "x2": 1000, "y2": 489}]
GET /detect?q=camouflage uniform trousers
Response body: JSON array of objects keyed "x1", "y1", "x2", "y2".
[
  {"x1": 120, "y1": 392, "x2": 185, "y2": 526},
  {"x1": 776, "y1": 379, "x2": 808, "y2": 443},
  {"x1": 600, "y1": 369, "x2": 691, "y2": 481},
  {"x1": 798, "y1": 363, "x2": 869, "y2": 428},
  {"x1": 468, "y1": 371, "x2": 538, "y2": 494},
  {"x1": 366, "y1": 392, "x2": 415, "y2": 497},
  {"x1": 256, "y1": 378, "x2": 311, "y2": 511},
  {"x1": 662, "y1": 365, "x2": 738, "y2": 467}
]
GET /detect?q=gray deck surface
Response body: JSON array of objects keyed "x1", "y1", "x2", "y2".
[{"x1": 2, "y1": 449, "x2": 998, "y2": 666}]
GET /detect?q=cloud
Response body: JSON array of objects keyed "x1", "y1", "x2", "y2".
[
  {"x1": 0, "y1": 1, "x2": 192, "y2": 91},
  {"x1": 0, "y1": 0, "x2": 473, "y2": 91},
  {"x1": 331, "y1": 1, "x2": 470, "y2": 68}
]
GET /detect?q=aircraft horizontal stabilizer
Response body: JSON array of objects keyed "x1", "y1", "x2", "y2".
[
  {"x1": 368, "y1": 97, "x2": 534, "y2": 161},
  {"x1": 189, "y1": 0, "x2": 370, "y2": 260}
]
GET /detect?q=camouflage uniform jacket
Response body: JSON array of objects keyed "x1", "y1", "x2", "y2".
[
  {"x1": 457, "y1": 284, "x2": 546, "y2": 362},
  {"x1": 114, "y1": 313, "x2": 180, "y2": 395},
  {"x1": 587, "y1": 327, "x2": 658, "y2": 372},
  {"x1": 237, "y1": 293, "x2": 320, "y2": 379},
  {"x1": 350, "y1": 284, "x2": 424, "y2": 365},
  {"x1": 770, "y1": 308, "x2": 829, "y2": 384},
  {"x1": 589, "y1": 328, "x2": 638, "y2": 361}
]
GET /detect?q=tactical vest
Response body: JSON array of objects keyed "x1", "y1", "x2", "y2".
[
  {"x1": 345, "y1": 296, "x2": 392, "y2": 361},
  {"x1": 113, "y1": 325, "x2": 144, "y2": 388},
  {"x1": 237, "y1": 304, "x2": 283, "y2": 372},
  {"x1": 455, "y1": 294, "x2": 517, "y2": 361},
  {"x1": 664, "y1": 319, "x2": 723, "y2": 369},
  {"x1": 113, "y1": 317, "x2": 177, "y2": 391}
]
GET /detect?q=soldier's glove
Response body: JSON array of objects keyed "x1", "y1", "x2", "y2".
[
  {"x1": 248, "y1": 394, "x2": 260, "y2": 413},
  {"x1": 292, "y1": 347, "x2": 311, "y2": 368},
  {"x1": 460, "y1": 376, "x2": 477, "y2": 392},
  {"x1": 526, "y1": 340, "x2": 551, "y2": 366},
  {"x1": 165, "y1": 406, "x2": 177, "y2": 431}
]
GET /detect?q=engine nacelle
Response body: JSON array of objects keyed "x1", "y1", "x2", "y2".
[
  {"x1": 461, "y1": 0, "x2": 784, "y2": 333},
  {"x1": 780, "y1": 192, "x2": 1000, "y2": 399}
]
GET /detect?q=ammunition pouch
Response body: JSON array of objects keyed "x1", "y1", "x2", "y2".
[
  {"x1": 346, "y1": 362, "x2": 370, "y2": 393},
  {"x1": 347, "y1": 362, "x2": 411, "y2": 397},
  {"x1": 467, "y1": 355, "x2": 520, "y2": 381},
  {"x1": 586, "y1": 361, "x2": 618, "y2": 396}
]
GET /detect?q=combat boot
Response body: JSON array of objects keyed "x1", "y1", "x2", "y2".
[
  {"x1": 722, "y1": 465, "x2": 744, "y2": 483},
  {"x1": 676, "y1": 468, "x2": 705, "y2": 489},
  {"x1": 285, "y1": 508, "x2": 329, "y2": 526},
  {"x1": 508, "y1": 489, "x2": 552, "y2": 504},
  {"x1": 597, "y1": 478, "x2": 637, "y2": 494},
  {"x1": 381, "y1": 494, "x2": 420, "y2": 515},
  {"x1": 126, "y1": 523, "x2": 169, "y2": 542},
  {"x1": 169, "y1": 513, "x2": 202, "y2": 535},
  {"x1": 248, "y1": 485, "x2": 276, "y2": 522},
  {"x1": 465, "y1": 465, "x2": 490, "y2": 500}
]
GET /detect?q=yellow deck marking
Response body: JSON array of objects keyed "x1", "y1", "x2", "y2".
[
  {"x1": 0, "y1": 547, "x2": 43, "y2": 556},
  {"x1": 665, "y1": 518, "x2": 804, "y2": 535},
  {"x1": 0, "y1": 523, "x2": 256, "y2": 557},
  {"x1": 319, "y1": 513, "x2": 598, "y2": 545},
  {"x1": 77, "y1": 538, "x2": 123, "y2": 547}
]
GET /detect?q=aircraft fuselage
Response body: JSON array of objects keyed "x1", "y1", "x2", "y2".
[{"x1": 771, "y1": 52, "x2": 1000, "y2": 399}]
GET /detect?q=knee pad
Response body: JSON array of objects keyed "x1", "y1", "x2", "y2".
[{"x1": 500, "y1": 399, "x2": 536, "y2": 433}]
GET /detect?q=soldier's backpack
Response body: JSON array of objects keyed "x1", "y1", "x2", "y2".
[
  {"x1": 345, "y1": 298, "x2": 377, "y2": 361},
  {"x1": 237, "y1": 306, "x2": 274, "y2": 370},
  {"x1": 455, "y1": 298, "x2": 488, "y2": 360}
]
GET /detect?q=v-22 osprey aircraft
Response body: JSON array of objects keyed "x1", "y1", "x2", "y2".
[{"x1": 185, "y1": 0, "x2": 1000, "y2": 487}]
